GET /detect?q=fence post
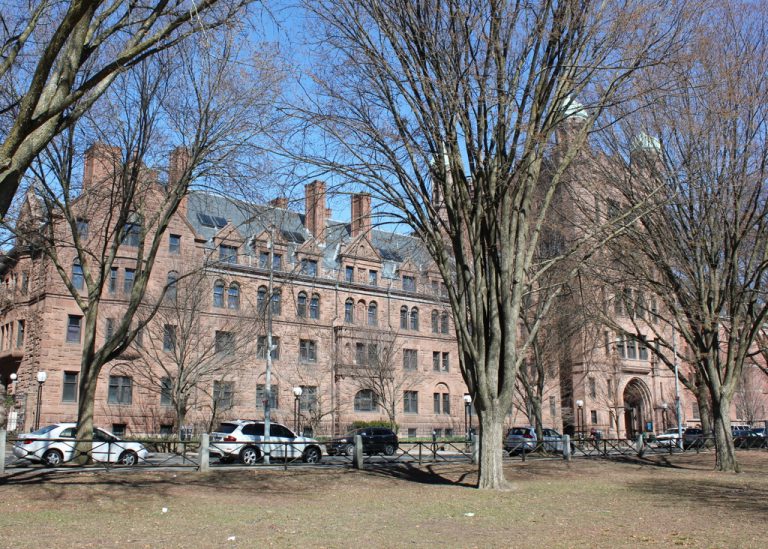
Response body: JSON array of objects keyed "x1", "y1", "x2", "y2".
[
  {"x1": 563, "y1": 434, "x2": 571, "y2": 461},
  {"x1": 635, "y1": 434, "x2": 644, "y2": 457},
  {"x1": 353, "y1": 434, "x2": 364, "y2": 469},
  {"x1": 0, "y1": 429, "x2": 6, "y2": 475},
  {"x1": 198, "y1": 433, "x2": 210, "y2": 472}
]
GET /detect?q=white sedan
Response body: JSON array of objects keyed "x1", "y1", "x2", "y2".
[
  {"x1": 654, "y1": 428, "x2": 682, "y2": 447},
  {"x1": 13, "y1": 423, "x2": 151, "y2": 467}
]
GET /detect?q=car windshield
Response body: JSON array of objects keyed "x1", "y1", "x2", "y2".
[
  {"x1": 215, "y1": 423, "x2": 239, "y2": 434},
  {"x1": 30, "y1": 425, "x2": 58, "y2": 436}
]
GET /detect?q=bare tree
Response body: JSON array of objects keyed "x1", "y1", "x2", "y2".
[
  {"x1": 0, "y1": 0, "x2": 260, "y2": 218},
  {"x1": 7, "y1": 32, "x2": 281, "y2": 456},
  {"x1": 596, "y1": 3, "x2": 768, "y2": 471},
  {"x1": 290, "y1": 0, "x2": 690, "y2": 488},
  {"x1": 126, "y1": 271, "x2": 257, "y2": 434},
  {"x1": 734, "y1": 365, "x2": 766, "y2": 427}
]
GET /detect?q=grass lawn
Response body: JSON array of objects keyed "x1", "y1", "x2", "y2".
[{"x1": 2, "y1": 452, "x2": 767, "y2": 548}]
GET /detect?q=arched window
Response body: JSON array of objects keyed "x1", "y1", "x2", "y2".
[
  {"x1": 257, "y1": 286, "x2": 268, "y2": 313},
  {"x1": 271, "y1": 290, "x2": 282, "y2": 316},
  {"x1": 345, "y1": 298, "x2": 354, "y2": 323},
  {"x1": 213, "y1": 280, "x2": 225, "y2": 308},
  {"x1": 368, "y1": 301, "x2": 378, "y2": 326},
  {"x1": 410, "y1": 307, "x2": 419, "y2": 331},
  {"x1": 72, "y1": 260, "x2": 84, "y2": 290},
  {"x1": 400, "y1": 306, "x2": 408, "y2": 329},
  {"x1": 166, "y1": 271, "x2": 178, "y2": 302},
  {"x1": 228, "y1": 283, "x2": 240, "y2": 310},
  {"x1": 297, "y1": 292, "x2": 308, "y2": 318},
  {"x1": 310, "y1": 294, "x2": 320, "y2": 319},
  {"x1": 354, "y1": 389, "x2": 378, "y2": 412},
  {"x1": 431, "y1": 310, "x2": 439, "y2": 333},
  {"x1": 441, "y1": 312, "x2": 449, "y2": 334}
]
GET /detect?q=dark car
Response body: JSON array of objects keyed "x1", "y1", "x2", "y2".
[
  {"x1": 326, "y1": 428, "x2": 398, "y2": 456},
  {"x1": 683, "y1": 427, "x2": 704, "y2": 449}
]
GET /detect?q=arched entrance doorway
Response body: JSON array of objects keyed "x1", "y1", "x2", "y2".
[{"x1": 623, "y1": 378, "x2": 651, "y2": 439}]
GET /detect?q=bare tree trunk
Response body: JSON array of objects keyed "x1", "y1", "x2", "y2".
[
  {"x1": 712, "y1": 394, "x2": 739, "y2": 473},
  {"x1": 477, "y1": 406, "x2": 508, "y2": 490}
]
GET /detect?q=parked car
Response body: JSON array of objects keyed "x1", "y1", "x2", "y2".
[
  {"x1": 731, "y1": 425, "x2": 752, "y2": 439},
  {"x1": 504, "y1": 427, "x2": 567, "y2": 454},
  {"x1": 682, "y1": 427, "x2": 704, "y2": 449},
  {"x1": 654, "y1": 428, "x2": 682, "y2": 447},
  {"x1": 13, "y1": 423, "x2": 150, "y2": 467},
  {"x1": 326, "y1": 427, "x2": 399, "y2": 456},
  {"x1": 749, "y1": 427, "x2": 766, "y2": 438},
  {"x1": 209, "y1": 420, "x2": 323, "y2": 465}
]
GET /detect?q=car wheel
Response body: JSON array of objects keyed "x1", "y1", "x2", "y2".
[
  {"x1": 344, "y1": 444, "x2": 355, "y2": 457},
  {"x1": 240, "y1": 446, "x2": 261, "y2": 466},
  {"x1": 42, "y1": 449, "x2": 64, "y2": 467},
  {"x1": 119, "y1": 450, "x2": 138, "y2": 466},
  {"x1": 383, "y1": 444, "x2": 396, "y2": 456},
  {"x1": 302, "y1": 446, "x2": 322, "y2": 464}
]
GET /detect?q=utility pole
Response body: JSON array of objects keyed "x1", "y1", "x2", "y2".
[{"x1": 263, "y1": 227, "x2": 275, "y2": 465}]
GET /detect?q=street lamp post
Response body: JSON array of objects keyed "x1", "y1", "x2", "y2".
[
  {"x1": 293, "y1": 386, "x2": 303, "y2": 434},
  {"x1": 34, "y1": 371, "x2": 47, "y2": 431},
  {"x1": 463, "y1": 394, "x2": 472, "y2": 440},
  {"x1": 575, "y1": 399, "x2": 584, "y2": 439}
]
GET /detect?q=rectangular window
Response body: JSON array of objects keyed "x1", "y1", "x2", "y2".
[
  {"x1": 626, "y1": 338, "x2": 637, "y2": 360},
  {"x1": 76, "y1": 218, "x2": 89, "y2": 239},
  {"x1": 105, "y1": 318, "x2": 115, "y2": 341},
  {"x1": 66, "y1": 315, "x2": 82, "y2": 343},
  {"x1": 108, "y1": 376, "x2": 132, "y2": 405},
  {"x1": 259, "y1": 251, "x2": 282, "y2": 270},
  {"x1": 588, "y1": 377, "x2": 596, "y2": 399},
  {"x1": 72, "y1": 262, "x2": 84, "y2": 290},
  {"x1": 109, "y1": 268, "x2": 118, "y2": 293},
  {"x1": 213, "y1": 380, "x2": 234, "y2": 410},
  {"x1": 355, "y1": 342, "x2": 366, "y2": 365},
  {"x1": 21, "y1": 272, "x2": 28, "y2": 294},
  {"x1": 219, "y1": 244, "x2": 238, "y2": 264},
  {"x1": 441, "y1": 352, "x2": 450, "y2": 372},
  {"x1": 433, "y1": 351, "x2": 440, "y2": 371},
  {"x1": 616, "y1": 336, "x2": 626, "y2": 359},
  {"x1": 404, "y1": 391, "x2": 418, "y2": 413},
  {"x1": 124, "y1": 268, "x2": 135, "y2": 293},
  {"x1": 169, "y1": 234, "x2": 181, "y2": 254},
  {"x1": 160, "y1": 377, "x2": 172, "y2": 406},
  {"x1": 403, "y1": 349, "x2": 418, "y2": 371},
  {"x1": 62, "y1": 371, "x2": 78, "y2": 403},
  {"x1": 442, "y1": 393, "x2": 451, "y2": 415},
  {"x1": 273, "y1": 254, "x2": 282, "y2": 271},
  {"x1": 122, "y1": 223, "x2": 141, "y2": 247},
  {"x1": 301, "y1": 259, "x2": 317, "y2": 276},
  {"x1": 590, "y1": 410, "x2": 598, "y2": 424},
  {"x1": 549, "y1": 396, "x2": 556, "y2": 419},
  {"x1": 259, "y1": 251, "x2": 269, "y2": 269},
  {"x1": 369, "y1": 270, "x2": 378, "y2": 286},
  {"x1": 16, "y1": 320, "x2": 24, "y2": 348},
  {"x1": 402, "y1": 275, "x2": 416, "y2": 292},
  {"x1": 256, "y1": 384, "x2": 279, "y2": 409},
  {"x1": 345, "y1": 266, "x2": 354, "y2": 283},
  {"x1": 433, "y1": 393, "x2": 441, "y2": 414},
  {"x1": 300, "y1": 339, "x2": 317, "y2": 363},
  {"x1": 163, "y1": 324, "x2": 176, "y2": 352},
  {"x1": 299, "y1": 385, "x2": 317, "y2": 412},
  {"x1": 638, "y1": 338, "x2": 649, "y2": 360},
  {"x1": 215, "y1": 331, "x2": 235, "y2": 355},
  {"x1": 256, "y1": 336, "x2": 280, "y2": 360}
]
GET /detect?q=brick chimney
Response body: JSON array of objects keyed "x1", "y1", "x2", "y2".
[
  {"x1": 269, "y1": 197, "x2": 289, "y2": 209},
  {"x1": 304, "y1": 180, "x2": 327, "y2": 243},
  {"x1": 168, "y1": 146, "x2": 190, "y2": 188},
  {"x1": 83, "y1": 142, "x2": 121, "y2": 191},
  {"x1": 350, "y1": 193, "x2": 371, "y2": 238}
]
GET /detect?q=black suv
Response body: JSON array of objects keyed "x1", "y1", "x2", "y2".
[
  {"x1": 683, "y1": 427, "x2": 704, "y2": 449},
  {"x1": 326, "y1": 428, "x2": 398, "y2": 456}
]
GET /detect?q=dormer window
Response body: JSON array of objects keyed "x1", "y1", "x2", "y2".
[
  {"x1": 219, "y1": 244, "x2": 238, "y2": 264},
  {"x1": 402, "y1": 275, "x2": 416, "y2": 292},
  {"x1": 301, "y1": 259, "x2": 318, "y2": 277}
]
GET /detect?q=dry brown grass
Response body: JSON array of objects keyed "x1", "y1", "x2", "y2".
[{"x1": 2, "y1": 452, "x2": 768, "y2": 548}]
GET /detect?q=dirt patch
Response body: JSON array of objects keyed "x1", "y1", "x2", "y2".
[{"x1": 2, "y1": 452, "x2": 767, "y2": 548}]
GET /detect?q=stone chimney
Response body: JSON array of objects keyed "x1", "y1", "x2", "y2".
[
  {"x1": 350, "y1": 193, "x2": 372, "y2": 238},
  {"x1": 83, "y1": 142, "x2": 121, "y2": 191},
  {"x1": 168, "y1": 146, "x2": 190, "y2": 188},
  {"x1": 304, "y1": 180, "x2": 327, "y2": 243},
  {"x1": 269, "y1": 197, "x2": 289, "y2": 209}
]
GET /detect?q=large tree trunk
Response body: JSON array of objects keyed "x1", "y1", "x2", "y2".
[
  {"x1": 476, "y1": 406, "x2": 509, "y2": 490},
  {"x1": 711, "y1": 393, "x2": 739, "y2": 472},
  {"x1": 74, "y1": 311, "x2": 100, "y2": 464}
]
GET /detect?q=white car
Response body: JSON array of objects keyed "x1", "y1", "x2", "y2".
[
  {"x1": 654, "y1": 428, "x2": 682, "y2": 447},
  {"x1": 209, "y1": 420, "x2": 323, "y2": 465},
  {"x1": 13, "y1": 423, "x2": 151, "y2": 467}
]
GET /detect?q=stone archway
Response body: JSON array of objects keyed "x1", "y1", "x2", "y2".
[{"x1": 623, "y1": 378, "x2": 652, "y2": 439}]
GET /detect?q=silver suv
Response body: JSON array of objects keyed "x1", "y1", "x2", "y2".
[
  {"x1": 209, "y1": 420, "x2": 323, "y2": 465},
  {"x1": 504, "y1": 426, "x2": 567, "y2": 454}
]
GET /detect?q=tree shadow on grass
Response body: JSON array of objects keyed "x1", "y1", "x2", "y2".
[{"x1": 362, "y1": 463, "x2": 477, "y2": 487}]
